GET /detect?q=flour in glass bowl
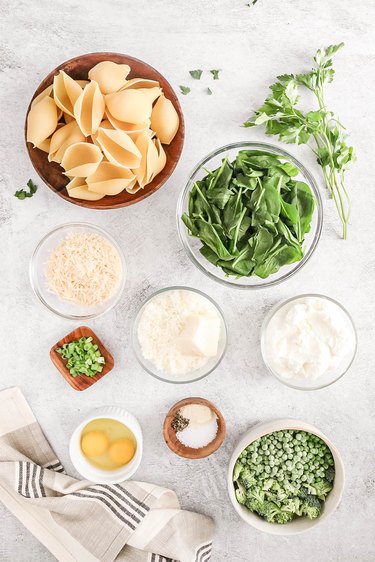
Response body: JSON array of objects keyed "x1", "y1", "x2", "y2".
[{"x1": 137, "y1": 289, "x2": 221, "y2": 375}]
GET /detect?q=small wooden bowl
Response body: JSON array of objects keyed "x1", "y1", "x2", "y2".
[
  {"x1": 163, "y1": 397, "x2": 226, "y2": 459},
  {"x1": 50, "y1": 326, "x2": 114, "y2": 391},
  {"x1": 25, "y1": 52, "x2": 185, "y2": 209}
]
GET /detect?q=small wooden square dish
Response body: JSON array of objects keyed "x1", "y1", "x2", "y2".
[{"x1": 50, "y1": 326, "x2": 114, "y2": 391}]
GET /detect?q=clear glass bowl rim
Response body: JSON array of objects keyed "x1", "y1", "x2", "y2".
[
  {"x1": 176, "y1": 141, "x2": 323, "y2": 289},
  {"x1": 29, "y1": 221, "x2": 127, "y2": 320},
  {"x1": 131, "y1": 285, "x2": 228, "y2": 384},
  {"x1": 260, "y1": 293, "x2": 358, "y2": 390}
]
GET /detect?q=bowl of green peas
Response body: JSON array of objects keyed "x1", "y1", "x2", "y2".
[{"x1": 228, "y1": 419, "x2": 345, "y2": 535}]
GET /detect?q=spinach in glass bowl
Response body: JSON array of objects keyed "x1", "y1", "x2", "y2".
[{"x1": 178, "y1": 142, "x2": 322, "y2": 289}]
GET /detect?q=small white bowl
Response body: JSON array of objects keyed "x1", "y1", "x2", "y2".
[
  {"x1": 227, "y1": 419, "x2": 345, "y2": 535},
  {"x1": 69, "y1": 407, "x2": 143, "y2": 484}
]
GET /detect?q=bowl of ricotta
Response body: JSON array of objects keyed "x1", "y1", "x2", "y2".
[
  {"x1": 261, "y1": 294, "x2": 357, "y2": 390},
  {"x1": 132, "y1": 286, "x2": 227, "y2": 383}
]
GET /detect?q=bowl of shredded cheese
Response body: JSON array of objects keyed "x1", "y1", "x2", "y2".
[
  {"x1": 132, "y1": 286, "x2": 227, "y2": 383},
  {"x1": 30, "y1": 222, "x2": 126, "y2": 319}
]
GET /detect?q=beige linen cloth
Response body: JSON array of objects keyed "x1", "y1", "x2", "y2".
[{"x1": 0, "y1": 388, "x2": 214, "y2": 562}]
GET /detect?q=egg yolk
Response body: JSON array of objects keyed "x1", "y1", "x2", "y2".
[
  {"x1": 81, "y1": 431, "x2": 109, "y2": 457},
  {"x1": 108, "y1": 439, "x2": 136, "y2": 465}
]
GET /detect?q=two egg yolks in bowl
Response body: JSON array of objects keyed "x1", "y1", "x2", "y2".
[{"x1": 80, "y1": 418, "x2": 136, "y2": 470}]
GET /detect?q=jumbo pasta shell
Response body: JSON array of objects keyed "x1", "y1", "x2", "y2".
[
  {"x1": 36, "y1": 137, "x2": 51, "y2": 153},
  {"x1": 48, "y1": 121, "x2": 86, "y2": 163},
  {"x1": 31, "y1": 85, "x2": 53, "y2": 108},
  {"x1": 95, "y1": 128, "x2": 142, "y2": 168},
  {"x1": 26, "y1": 96, "x2": 58, "y2": 148},
  {"x1": 53, "y1": 70, "x2": 83, "y2": 117},
  {"x1": 119, "y1": 78, "x2": 160, "y2": 90},
  {"x1": 66, "y1": 177, "x2": 104, "y2": 201},
  {"x1": 105, "y1": 89, "x2": 152, "y2": 124},
  {"x1": 152, "y1": 137, "x2": 167, "y2": 179},
  {"x1": 74, "y1": 81, "x2": 105, "y2": 136},
  {"x1": 150, "y1": 94, "x2": 179, "y2": 144},
  {"x1": 88, "y1": 61, "x2": 131, "y2": 94},
  {"x1": 61, "y1": 142, "x2": 103, "y2": 177},
  {"x1": 136, "y1": 87, "x2": 162, "y2": 104},
  {"x1": 133, "y1": 130, "x2": 159, "y2": 188},
  {"x1": 105, "y1": 109, "x2": 150, "y2": 136},
  {"x1": 86, "y1": 162, "x2": 136, "y2": 195}
]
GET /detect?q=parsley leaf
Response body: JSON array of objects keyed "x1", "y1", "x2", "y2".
[
  {"x1": 210, "y1": 69, "x2": 221, "y2": 80},
  {"x1": 207, "y1": 88, "x2": 213, "y2": 95},
  {"x1": 14, "y1": 179, "x2": 38, "y2": 200},
  {"x1": 179, "y1": 85, "x2": 191, "y2": 95},
  {"x1": 189, "y1": 69, "x2": 203, "y2": 80},
  {"x1": 244, "y1": 43, "x2": 354, "y2": 239}
]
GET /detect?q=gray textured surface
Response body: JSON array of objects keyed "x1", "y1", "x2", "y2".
[{"x1": 1, "y1": 1, "x2": 375, "y2": 561}]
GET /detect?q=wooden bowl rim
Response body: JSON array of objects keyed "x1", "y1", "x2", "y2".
[
  {"x1": 163, "y1": 397, "x2": 226, "y2": 459},
  {"x1": 50, "y1": 325, "x2": 114, "y2": 391},
  {"x1": 25, "y1": 51, "x2": 185, "y2": 209}
]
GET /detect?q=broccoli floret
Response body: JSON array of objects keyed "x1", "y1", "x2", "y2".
[
  {"x1": 263, "y1": 478, "x2": 274, "y2": 491},
  {"x1": 281, "y1": 497, "x2": 301, "y2": 514},
  {"x1": 301, "y1": 494, "x2": 323, "y2": 519},
  {"x1": 274, "y1": 511, "x2": 294, "y2": 524},
  {"x1": 305, "y1": 494, "x2": 322, "y2": 508},
  {"x1": 325, "y1": 465, "x2": 335, "y2": 483},
  {"x1": 235, "y1": 482, "x2": 247, "y2": 505},
  {"x1": 259, "y1": 501, "x2": 279, "y2": 522},
  {"x1": 233, "y1": 461, "x2": 243, "y2": 482},
  {"x1": 283, "y1": 479, "x2": 300, "y2": 496},
  {"x1": 312, "y1": 480, "x2": 333, "y2": 500},
  {"x1": 247, "y1": 487, "x2": 265, "y2": 504},
  {"x1": 245, "y1": 497, "x2": 264, "y2": 513},
  {"x1": 301, "y1": 503, "x2": 322, "y2": 520},
  {"x1": 239, "y1": 467, "x2": 257, "y2": 490}
]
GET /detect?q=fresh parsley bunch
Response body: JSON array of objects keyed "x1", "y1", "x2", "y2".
[{"x1": 244, "y1": 43, "x2": 354, "y2": 239}]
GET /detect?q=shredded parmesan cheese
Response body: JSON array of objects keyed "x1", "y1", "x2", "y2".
[{"x1": 46, "y1": 233, "x2": 122, "y2": 306}]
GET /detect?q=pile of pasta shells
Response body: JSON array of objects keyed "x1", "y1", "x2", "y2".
[{"x1": 26, "y1": 61, "x2": 180, "y2": 200}]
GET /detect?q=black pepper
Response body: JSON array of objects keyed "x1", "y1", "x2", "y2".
[{"x1": 171, "y1": 410, "x2": 189, "y2": 432}]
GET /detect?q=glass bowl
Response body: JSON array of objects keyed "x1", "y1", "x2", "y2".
[
  {"x1": 30, "y1": 222, "x2": 126, "y2": 320},
  {"x1": 177, "y1": 142, "x2": 323, "y2": 289},
  {"x1": 132, "y1": 286, "x2": 227, "y2": 383},
  {"x1": 260, "y1": 294, "x2": 357, "y2": 390}
]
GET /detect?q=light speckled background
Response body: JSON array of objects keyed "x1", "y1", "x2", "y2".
[{"x1": 1, "y1": 1, "x2": 374, "y2": 560}]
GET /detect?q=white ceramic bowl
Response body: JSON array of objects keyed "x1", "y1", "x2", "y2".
[
  {"x1": 69, "y1": 407, "x2": 143, "y2": 484},
  {"x1": 227, "y1": 419, "x2": 345, "y2": 535}
]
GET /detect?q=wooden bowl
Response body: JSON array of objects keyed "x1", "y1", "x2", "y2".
[
  {"x1": 163, "y1": 397, "x2": 226, "y2": 459},
  {"x1": 50, "y1": 326, "x2": 114, "y2": 391},
  {"x1": 25, "y1": 52, "x2": 185, "y2": 209}
]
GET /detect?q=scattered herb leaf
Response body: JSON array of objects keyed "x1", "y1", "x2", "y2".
[
  {"x1": 181, "y1": 150, "x2": 315, "y2": 279},
  {"x1": 179, "y1": 85, "x2": 191, "y2": 95},
  {"x1": 14, "y1": 179, "x2": 38, "y2": 200},
  {"x1": 207, "y1": 88, "x2": 213, "y2": 95},
  {"x1": 189, "y1": 69, "x2": 203, "y2": 80},
  {"x1": 244, "y1": 43, "x2": 354, "y2": 239},
  {"x1": 210, "y1": 69, "x2": 221, "y2": 80}
]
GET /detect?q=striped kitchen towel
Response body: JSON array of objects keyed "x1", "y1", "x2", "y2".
[{"x1": 0, "y1": 388, "x2": 214, "y2": 562}]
